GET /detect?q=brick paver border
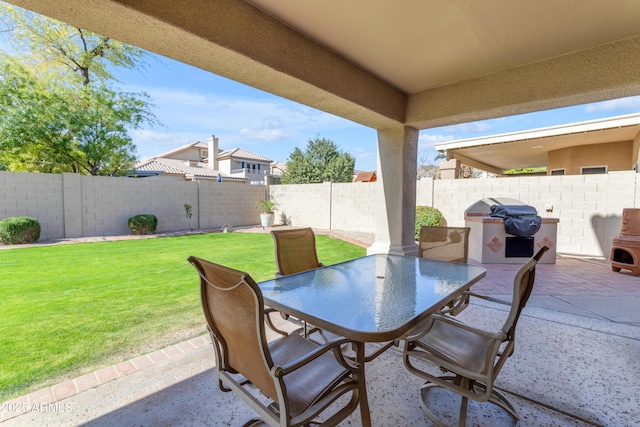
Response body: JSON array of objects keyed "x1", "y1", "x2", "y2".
[{"x1": 0, "y1": 335, "x2": 211, "y2": 422}]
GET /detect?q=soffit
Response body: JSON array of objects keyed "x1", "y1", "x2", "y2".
[
  {"x1": 437, "y1": 115, "x2": 640, "y2": 171},
  {"x1": 246, "y1": 0, "x2": 640, "y2": 94}
]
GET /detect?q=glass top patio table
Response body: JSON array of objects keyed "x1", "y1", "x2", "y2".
[{"x1": 259, "y1": 254, "x2": 486, "y2": 343}]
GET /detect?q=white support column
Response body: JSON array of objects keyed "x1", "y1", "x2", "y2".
[{"x1": 368, "y1": 126, "x2": 419, "y2": 256}]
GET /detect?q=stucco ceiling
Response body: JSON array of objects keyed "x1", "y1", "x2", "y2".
[
  {"x1": 6, "y1": 0, "x2": 640, "y2": 132},
  {"x1": 246, "y1": 0, "x2": 640, "y2": 94}
]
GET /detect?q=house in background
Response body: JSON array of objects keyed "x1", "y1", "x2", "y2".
[
  {"x1": 435, "y1": 113, "x2": 640, "y2": 178},
  {"x1": 354, "y1": 171, "x2": 377, "y2": 182},
  {"x1": 269, "y1": 161, "x2": 287, "y2": 184},
  {"x1": 134, "y1": 136, "x2": 275, "y2": 184}
]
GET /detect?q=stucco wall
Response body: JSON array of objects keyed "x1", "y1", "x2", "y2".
[
  {"x1": 2, "y1": 170, "x2": 638, "y2": 258},
  {"x1": 426, "y1": 172, "x2": 638, "y2": 258},
  {"x1": 548, "y1": 141, "x2": 633, "y2": 175},
  {"x1": 0, "y1": 171, "x2": 267, "y2": 241},
  {"x1": 269, "y1": 183, "x2": 332, "y2": 229},
  {"x1": 0, "y1": 172, "x2": 65, "y2": 241}
]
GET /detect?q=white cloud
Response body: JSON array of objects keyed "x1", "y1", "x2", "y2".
[
  {"x1": 239, "y1": 128, "x2": 288, "y2": 141},
  {"x1": 443, "y1": 121, "x2": 492, "y2": 133},
  {"x1": 584, "y1": 96, "x2": 640, "y2": 113},
  {"x1": 419, "y1": 133, "x2": 456, "y2": 147}
]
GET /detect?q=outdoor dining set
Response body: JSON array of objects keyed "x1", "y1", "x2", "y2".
[{"x1": 188, "y1": 226, "x2": 549, "y2": 427}]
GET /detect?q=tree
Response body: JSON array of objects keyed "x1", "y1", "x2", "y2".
[
  {"x1": 1, "y1": 4, "x2": 145, "y2": 86},
  {"x1": 0, "y1": 4, "x2": 156, "y2": 175},
  {"x1": 281, "y1": 136, "x2": 355, "y2": 184},
  {"x1": 417, "y1": 150, "x2": 440, "y2": 179}
]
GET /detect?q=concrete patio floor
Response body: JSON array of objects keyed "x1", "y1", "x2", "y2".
[{"x1": 2, "y1": 229, "x2": 640, "y2": 426}]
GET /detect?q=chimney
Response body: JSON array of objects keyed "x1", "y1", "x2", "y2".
[{"x1": 207, "y1": 135, "x2": 219, "y2": 170}]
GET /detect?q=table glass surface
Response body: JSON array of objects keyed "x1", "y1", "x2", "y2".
[{"x1": 259, "y1": 254, "x2": 486, "y2": 341}]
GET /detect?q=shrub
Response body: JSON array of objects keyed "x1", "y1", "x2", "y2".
[
  {"x1": 128, "y1": 214, "x2": 158, "y2": 235},
  {"x1": 0, "y1": 216, "x2": 41, "y2": 244},
  {"x1": 415, "y1": 206, "x2": 443, "y2": 239}
]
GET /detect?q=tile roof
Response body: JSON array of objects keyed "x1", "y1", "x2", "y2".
[
  {"x1": 134, "y1": 158, "x2": 244, "y2": 180},
  {"x1": 354, "y1": 171, "x2": 377, "y2": 182},
  {"x1": 218, "y1": 148, "x2": 272, "y2": 162},
  {"x1": 139, "y1": 141, "x2": 211, "y2": 163}
]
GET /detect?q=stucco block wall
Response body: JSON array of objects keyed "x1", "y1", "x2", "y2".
[
  {"x1": 269, "y1": 183, "x2": 332, "y2": 229},
  {"x1": 330, "y1": 182, "x2": 380, "y2": 232},
  {"x1": 2, "y1": 170, "x2": 638, "y2": 258},
  {"x1": 419, "y1": 172, "x2": 638, "y2": 258},
  {"x1": 0, "y1": 172, "x2": 64, "y2": 241},
  {"x1": 81, "y1": 176, "x2": 199, "y2": 236},
  {"x1": 199, "y1": 181, "x2": 266, "y2": 228},
  {"x1": 415, "y1": 179, "x2": 434, "y2": 206},
  {"x1": 0, "y1": 171, "x2": 265, "y2": 241}
]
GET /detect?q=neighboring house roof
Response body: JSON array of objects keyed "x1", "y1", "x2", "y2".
[
  {"x1": 218, "y1": 148, "x2": 273, "y2": 162},
  {"x1": 271, "y1": 161, "x2": 287, "y2": 176},
  {"x1": 141, "y1": 141, "x2": 210, "y2": 162},
  {"x1": 134, "y1": 157, "x2": 244, "y2": 181},
  {"x1": 434, "y1": 113, "x2": 640, "y2": 175},
  {"x1": 134, "y1": 139, "x2": 277, "y2": 181},
  {"x1": 354, "y1": 171, "x2": 377, "y2": 182}
]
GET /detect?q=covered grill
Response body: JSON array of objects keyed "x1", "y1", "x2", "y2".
[{"x1": 464, "y1": 197, "x2": 558, "y2": 264}]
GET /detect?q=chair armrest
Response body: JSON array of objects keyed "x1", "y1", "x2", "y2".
[
  {"x1": 273, "y1": 337, "x2": 359, "y2": 377},
  {"x1": 466, "y1": 291, "x2": 510, "y2": 306},
  {"x1": 438, "y1": 290, "x2": 511, "y2": 316},
  {"x1": 428, "y1": 313, "x2": 506, "y2": 341},
  {"x1": 264, "y1": 308, "x2": 291, "y2": 336}
]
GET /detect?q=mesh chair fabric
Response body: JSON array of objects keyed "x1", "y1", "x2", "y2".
[
  {"x1": 271, "y1": 228, "x2": 321, "y2": 276},
  {"x1": 419, "y1": 226, "x2": 470, "y2": 263}
]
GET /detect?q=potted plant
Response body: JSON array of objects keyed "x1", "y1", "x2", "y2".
[{"x1": 257, "y1": 199, "x2": 277, "y2": 229}]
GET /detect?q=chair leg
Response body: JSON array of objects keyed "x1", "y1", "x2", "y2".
[
  {"x1": 419, "y1": 383, "x2": 453, "y2": 427},
  {"x1": 458, "y1": 395, "x2": 468, "y2": 427},
  {"x1": 472, "y1": 382, "x2": 520, "y2": 420},
  {"x1": 242, "y1": 418, "x2": 265, "y2": 427},
  {"x1": 419, "y1": 379, "x2": 519, "y2": 427}
]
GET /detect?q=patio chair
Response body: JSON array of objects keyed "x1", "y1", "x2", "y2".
[
  {"x1": 418, "y1": 226, "x2": 470, "y2": 263},
  {"x1": 402, "y1": 245, "x2": 549, "y2": 427},
  {"x1": 271, "y1": 227, "x2": 323, "y2": 277},
  {"x1": 271, "y1": 227, "x2": 326, "y2": 338},
  {"x1": 419, "y1": 226, "x2": 471, "y2": 315},
  {"x1": 188, "y1": 256, "x2": 365, "y2": 427}
]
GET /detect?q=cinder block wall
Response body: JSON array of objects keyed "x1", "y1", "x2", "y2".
[
  {"x1": 81, "y1": 175, "x2": 200, "y2": 236},
  {"x1": 0, "y1": 171, "x2": 266, "y2": 240},
  {"x1": 199, "y1": 181, "x2": 267, "y2": 229},
  {"x1": 269, "y1": 183, "x2": 332, "y2": 229},
  {"x1": 330, "y1": 182, "x2": 379, "y2": 232},
  {"x1": 0, "y1": 172, "x2": 64, "y2": 241},
  {"x1": 2, "y1": 170, "x2": 638, "y2": 258},
  {"x1": 423, "y1": 172, "x2": 638, "y2": 258}
]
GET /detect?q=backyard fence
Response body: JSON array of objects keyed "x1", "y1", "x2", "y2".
[{"x1": 1, "y1": 170, "x2": 638, "y2": 258}]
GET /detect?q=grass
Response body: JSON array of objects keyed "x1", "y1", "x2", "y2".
[{"x1": 0, "y1": 232, "x2": 366, "y2": 402}]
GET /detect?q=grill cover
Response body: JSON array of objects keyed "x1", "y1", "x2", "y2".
[{"x1": 490, "y1": 205, "x2": 542, "y2": 237}]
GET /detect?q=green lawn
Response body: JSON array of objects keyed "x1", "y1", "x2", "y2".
[{"x1": 0, "y1": 232, "x2": 366, "y2": 401}]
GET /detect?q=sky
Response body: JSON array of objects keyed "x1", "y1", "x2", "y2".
[{"x1": 114, "y1": 50, "x2": 640, "y2": 172}]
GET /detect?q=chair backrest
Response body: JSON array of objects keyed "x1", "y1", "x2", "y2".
[
  {"x1": 418, "y1": 226, "x2": 470, "y2": 263},
  {"x1": 502, "y1": 245, "x2": 549, "y2": 341},
  {"x1": 271, "y1": 228, "x2": 321, "y2": 276},
  {"x1": 187, "y1": 256, "x2": 280, "y2": 403}
]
